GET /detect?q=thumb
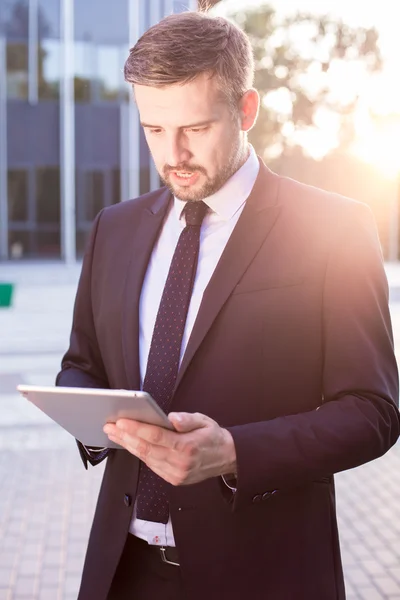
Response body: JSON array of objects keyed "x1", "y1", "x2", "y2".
[{"x1": 168, "y1": 412, "x2": 209, "y2": 433}]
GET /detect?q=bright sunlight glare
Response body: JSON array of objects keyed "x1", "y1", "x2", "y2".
[{"x1": 212, "y1": 0, "x2": 400, "y2": 179}]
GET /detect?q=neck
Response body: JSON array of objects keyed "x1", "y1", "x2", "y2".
[{"x1": 236, "y1": 142, "x2": 251, "y2": 173}]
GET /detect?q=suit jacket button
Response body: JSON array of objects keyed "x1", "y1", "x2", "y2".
[
  {"x1": 263, "y1": 492, "x2": 274, "y2": 500},
  {"x1": 263, "y1": 490, "x2": 278, "y2": 501},
  {"x1": 124, "y1": 494, "x2": 132, "y2": 507},
  {"x1": 252, "y1": 494, "x2": 262, "y2": 503}
]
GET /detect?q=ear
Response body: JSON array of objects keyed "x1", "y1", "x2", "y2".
[{"x1": 239, "y1": 89, "x2": 260, "y2": 132}]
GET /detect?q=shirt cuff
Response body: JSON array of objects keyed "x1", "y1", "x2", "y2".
[
  {"x1": 83, "y1": 445, "x2": 107, "y2": 453},
  {"x1": 78, "y1": 442, "x2": 110, "y2": 466}
]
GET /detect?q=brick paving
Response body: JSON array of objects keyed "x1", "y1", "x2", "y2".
[{"x1": 0, "y1": 263, "x2": 399, "y2": 599}]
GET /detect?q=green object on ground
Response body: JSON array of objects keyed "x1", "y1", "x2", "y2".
[{"x1": 0, "y1": 283, "x2": 14, "y2": 307}]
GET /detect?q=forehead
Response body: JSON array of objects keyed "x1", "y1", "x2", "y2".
[{"x1": 134, "y1": 74, "x2": 227, "y2": 127}]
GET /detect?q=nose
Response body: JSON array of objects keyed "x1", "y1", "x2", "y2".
[{"x1": 165, "y1": 133, "x2": 191, "y2": 167}]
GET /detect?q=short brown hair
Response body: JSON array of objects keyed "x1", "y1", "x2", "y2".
[{"x1": 124, "y1": 11, "x2": 254, "y2": 107}]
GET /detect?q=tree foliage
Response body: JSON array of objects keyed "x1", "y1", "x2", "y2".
[{"x1": 222, "y1": 4, "x2": 382, "y2": 158}]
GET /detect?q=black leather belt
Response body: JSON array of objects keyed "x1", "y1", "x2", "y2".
[{"x1": 157, "y1": 545, "x2": 180, "y2": 567}]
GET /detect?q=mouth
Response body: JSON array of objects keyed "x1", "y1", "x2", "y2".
[
  {"x1": 174, "y1": 171, "x2": 194, "y2": 178},
  {"x1": 169, "y1": 170, "x2": 200, "y2": 186}
]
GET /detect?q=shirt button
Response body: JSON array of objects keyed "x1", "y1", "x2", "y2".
[
  {"x1": 124, "y1": 494, "x2": 132, "y2": 507},
  {"x1": 252, "y1": 494, "x2": 262, "y2": 503}
]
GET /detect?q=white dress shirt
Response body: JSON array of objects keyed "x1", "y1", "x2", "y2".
[{"x1": 129, "y1": 145, "x2": 260, "y2": 546}]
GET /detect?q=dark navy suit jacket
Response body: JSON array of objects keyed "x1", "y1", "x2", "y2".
[{"x1": 57, "y1": 161, "x2": 400, "y2": 600}]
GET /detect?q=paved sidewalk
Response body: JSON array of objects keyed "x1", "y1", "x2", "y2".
[{"x1": 0, "y1": 262, "x2": 399, "y2": 599}]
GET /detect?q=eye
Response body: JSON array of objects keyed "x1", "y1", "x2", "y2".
[
  {"x1": 186, "y1": 127, "x2": 208, "y2": 134},
  {"x1": 148, "y1": 128, "x2": 163, "y2": 135}
]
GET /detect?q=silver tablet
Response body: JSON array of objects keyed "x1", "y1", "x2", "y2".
[{"x1": 17, "y1": 385, "x2": 174, "y2": 449}]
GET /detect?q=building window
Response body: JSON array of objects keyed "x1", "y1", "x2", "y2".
[
  {"x1": 97, "y1": 45, "x2": 123, "y2": 102},
  {"x1": 74, "y1": 41, "x2": 93, "y2": 102},
  {"x1": 74, "y1": 0, "x2": 129, "y2": 44},
  {"x1": 36, "y1": 167, "x2": 60, "y2": 224},
  {"x1": 8, "y1": 169, "x2": 29, "y2": 222},
  {"x1": 3, "y1": 0, "x2": 29, "y2": 39},
  {"x1": 84, "y1": 170, "x2": 104, "y2": 220},
  {"x1": 8, "y1": 230, "x2": 30, "y2": 260},
  {"x1": 6, "y1": 42, "x2": 28, "y2": 100},
  {"x1": 36, "y1": 230, "x2": 61, "y2": 257},
  {"x1": 76, "y1": 170, "x2": 105, "y2": 222},
  {"x1": 112, "y1": 168, "x2": 121, "y2": 204},
  {"x1": 39, "y1": 39, "x2": 61, "y2": 99},
  {"x1": 39, "y1": 0, "x2": 61, "y2": 39}
]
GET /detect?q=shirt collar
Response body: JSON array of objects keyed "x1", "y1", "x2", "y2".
[{"x1": 174, "y1": 144, "x2": 260, "y2": 223}]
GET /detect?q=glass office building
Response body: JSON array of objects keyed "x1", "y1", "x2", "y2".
[{"x1": 0, "y1": 0, "x2": 198, "y2": 262}]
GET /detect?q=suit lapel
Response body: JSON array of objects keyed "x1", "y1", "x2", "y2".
[
  {"x1": 174, "y1": 162, "x2": 282, "y2": 391},
  {"x1": 122, "y1": 188, "x2": 171, "y2": 389}
]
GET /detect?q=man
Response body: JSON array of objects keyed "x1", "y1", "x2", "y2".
[{"x1": 57, "y1": 10, "x2": 400, "y2": 600}]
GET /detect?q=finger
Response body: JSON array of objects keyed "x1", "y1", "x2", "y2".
[
  {"x1": 103, "y1": 423, "x2": 119, "y2": 437},
  {"x1": 107, "y1": 434, "x2": 126, "y2": 449},
  {"x1": 110, "y1": 435, "x2": 188, "y2": 484},
  {"x1": 168, "y1": 412, "x2": 211, "y2": 433},
  {"x1": 107, "y1": 431, "x2": 150, "y2": 459},
  {"x1": 105, "y1": 423, "x2": 141, "y2": 452},
  {"x1": 103, "y1": 427, "x2": 192, "y2": 482},
  {"x1": 137, "y1": 451, "x2": 196, "y2": 486},
  {"x1": 107, "y1": 434, "x2": 202, "y2": 487},
  {"x1": 115, "y1": 419, "x2": 178, "y2": 449}
]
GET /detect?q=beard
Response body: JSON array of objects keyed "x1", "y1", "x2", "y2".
[{"x1": 160, "y1": 135, "x2": 246, "y2": 202}]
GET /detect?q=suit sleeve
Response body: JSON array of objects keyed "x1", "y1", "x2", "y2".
[
  {"x1": 56, "y1": 209, "x2": 112, "y2": 469},
  {"x1": 227, "y1": 202, "x2": 400, "y2": 511}
]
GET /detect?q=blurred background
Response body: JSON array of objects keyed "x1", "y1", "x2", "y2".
[
  {"x1": 0, "y1": 0, "x2": 400, "y2": 261},
  {"x1": 0, "y1": 1, "x2": 400, "y2": 599}
]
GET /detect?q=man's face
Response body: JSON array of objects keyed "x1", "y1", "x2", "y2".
[{"x1": 134, "y1": 74, "x2": 248, "y2": 202}]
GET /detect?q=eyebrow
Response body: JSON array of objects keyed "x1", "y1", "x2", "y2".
[{"x1": 140, "y1": 119, "x2": 215, "y2": 129}]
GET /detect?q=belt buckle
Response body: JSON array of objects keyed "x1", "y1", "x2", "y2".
[{"x1": 159, "y1": 546, "x2": 180, "y2": 567}]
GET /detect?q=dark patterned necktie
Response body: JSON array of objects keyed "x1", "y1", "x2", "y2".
[{"x1": 136, "y1": 200, "x2": 209, "y2": 524}]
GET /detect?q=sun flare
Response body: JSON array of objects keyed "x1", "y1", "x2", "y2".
[{"x1": 351, "y1": 114, "x2": 400, "y2": 179}]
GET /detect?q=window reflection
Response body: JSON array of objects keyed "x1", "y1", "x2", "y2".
[
  {"x1": 36, "y1": 168, "x2": 60, "y2": 224},
  {"x1": 39, "y1": 39, "x2": 60, "y2": 99},
  {"x1": 38, "y1": 0, "x2": 60, "y2": 39},
  {"x1": 74, "y1": 0, "x2": 129, "y2": 44},
  {"x1": 112, "y1": 169, "x2": 121, "y2": 204},
  {"x1": 6, "y1": 42, "x2": 28, "y2": 99},
  {"x1": 97, "y1": 45, "x2": 121, "y2": 101},
  {"x1": 75, "y1": 168, "x2": 121, "y2": 256},
  {"x1": 8, "y1": 230, "x2": 30, "y2": 259},
  {"x1": 7, "y1": 229, "x2": 61, "y2": 259},
  {"x1": 74, "y1": 42, "x2": 127, "y2": 103},
  {"x1": 83, "y1": 171, "x2": 104, "y2": 221},
  {"x1": 3, "y1": 1, "x2": 55, "y2": 38},
  {"x1": 121, "y1": 43, "x2": 131, "y2": 102},
  {"x1": 36, "y1": 231, "x2": 61, "y2": 257},
  {"x1": 3, "y1": 0, "x2": 29, "y2": 39},
  {"x1": 6, "y1": 39, "x2": 60, "y2": 100},
  {"x1": 8, "y1": 169, "x2": 28, "y2": 222},
  {"x1": 76, "y1": 230, "x2": 94, "y2": 257},
  {"x1": 74, "y1": 41, "x2": 93, "y2": 102}
]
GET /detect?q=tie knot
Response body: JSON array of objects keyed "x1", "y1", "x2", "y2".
[{"x1": 183, "y1": 201, "x2": 208, "y2": 227}]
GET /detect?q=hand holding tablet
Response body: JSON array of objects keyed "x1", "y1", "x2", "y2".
[{"x1": 17, "y1": 385, "x2": 174, "y2": 449}]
